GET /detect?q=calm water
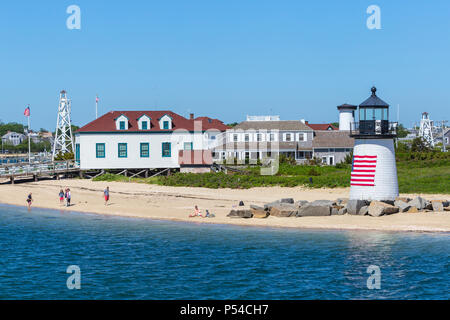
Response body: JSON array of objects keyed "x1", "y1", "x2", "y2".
[{"x1": 0, "y1": 204, "x2": 448, "y2": 300}]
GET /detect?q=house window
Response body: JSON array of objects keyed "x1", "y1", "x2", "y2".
[
  {"x1": 142, "y1": 121, "x2": 148, "y2": 130},
  {"x1": 75, "y1": 144, "x2": 80, "y2": 164},
  {"x1": 140, "y1": 143, "x2": 149, "y2": 158},
  {"x1": 184, "y1": 142, "x2": 193, "y2": 150},
  {"x1": 245, "y1": 134, "x2": 249, "y2": 142},
  {"x1": 322, "y1": 157, "x2": 327, "y2": 164},
  {"x1": 233, "y1": 134, "x2": 238, "y2": 142},
  {"x1": 162, "y1": 142, "x2": 171, "y2": 157},
  {"x1": 96, "y1": 143, "x2": 105, "y2": 158},
  {"x1": 118, "y1": 143, "x2": 127, "y2": 158},
  {"x1": 285, "y1": 133, "x2": 291, "y2": 142},
  {"x1": 257, "y1": 134, "x2": 262, "y2": 142},
  {"x1": 119, "y1": 121, "x2": 126, "y2": 130},
  {"x1": 298, "y1": 133, "x2": 304, "y2": 141},
  {"x1": 269, "y1": 133, "x2": 275, "y2": 141},
  {"x1": 163, "y1": 121, "x2": 169, "y2": 130}
]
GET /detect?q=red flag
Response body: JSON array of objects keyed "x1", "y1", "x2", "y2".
[
  {"x1": 24, "y1": 106, "x2": 30, "y2": 117},
  {"x1": 96, "y1": 96, "x2": 99, "y2": 103}
]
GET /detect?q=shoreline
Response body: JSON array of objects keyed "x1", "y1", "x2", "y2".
[{"x1": 0, "y1": 179, "x2": 449, "y2": 233}]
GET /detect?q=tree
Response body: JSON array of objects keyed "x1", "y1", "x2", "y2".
[
  {"x1": 226, "y1": 122, "x2": 239, "y2": 128},
  {"x1": 397, "y1": 124, "x2": 409, "y2": 138},
  {"x1": 331, "y1": 122, "x2": 339, "y2": 129},
  {"x1": 0, "y1": 122, "x2": 25, "y2": 137},
  {"x1": 411, "y1": 137, "x2": 432, "y2": 152}
]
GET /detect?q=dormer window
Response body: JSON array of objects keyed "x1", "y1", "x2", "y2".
[
  {"x1": 158, "y1": 114, "x2": 173, "y2": 130},
  {"x1": 115, "y1": 114, "x2": 129, "y2": 130},
  {"x1": 137, "y1": 114, "x2": 151, "y2": 130}
]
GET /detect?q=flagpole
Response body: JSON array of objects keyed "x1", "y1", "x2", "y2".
[
  {"x1": 28, "y1": 111, "x2": 31, "y2": 164},
  {"x1": 96, "y1": 95, "x2": 98, "y2": 119}
]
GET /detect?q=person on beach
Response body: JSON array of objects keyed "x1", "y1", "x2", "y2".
[
  {"x1": 205, "y1": 210, "x2": 215, "y2": 218},
  {"x1": 65, "y1": 188, "x2": 71, "y2": 207},
  {"x1": 26, "y1": 193, "x2": 33, "y2": 209},
  {"x1": 189, "y1": 205, "x2": 203, "y2": 217},
  {"x1": 59, "y1": 189, "x2": 64, "y2": 204},
  {"x1": 104, "y1": 187, "x2": 110, "y2": 206}
]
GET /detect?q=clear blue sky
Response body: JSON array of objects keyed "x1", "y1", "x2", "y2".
[{"x1": 0, "y1": 0, "x2": 449, "y2": 130}]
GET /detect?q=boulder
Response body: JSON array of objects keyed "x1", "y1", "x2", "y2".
[
  {"x1": 407, "y1": 207, "x2": 419, "y2": 213},
  {"x1": 395, "y1": 196, "x2": 411, "y2": 202},
  {"x1": 250, "y1": 204, "x2": 264, "y2": 211},
  {"x1": 280, "y1": 198, "x2": 295, "y2": 204},
  {"x1": 251, "y1": 208, "x2": 270, "y2": 219},
  {"x1": 311, "y1": 200, "x2": 336, "y2": 206},
  {"x1": 347, "y1": 200, "x2": 369, "y2": 215},
  {"x1": 338, "y1": 207, "x2": 347, "y2": 215},
  {"x1": 380, "y1": 200, "x2": 395, "y2": 206},
  {"x1": 394, "y1": 200, "x2": 411, "y2": 213},
  {"x1": 368, "y1": 201, "x2": 400, "y2": 217},
  {"x1": 269, "y1": 203, "x2": 298, "y2": 217},
  {"x1": 331, "y1": 207, "x2": 339, "y2": 215},
  {"x1": 337, "y1": 198, "x2": 349, "y2": 205},
  {"x1": 227, "y1": 209, "x2": 253, "y2": 218},
  {"x1": 264, "y1": 200, "x2": 281, "y2": 211},
  {"x1": 295, "y1": 200, "x2": 309, "y2": 208},
  {"x1": 297, "y1": 204, "x2": 331, "y2": 217},
  {"x1": 431, "y1": 201, "x2": 444, "y2": 212},
  {"x1": 409, "y1": 197, "x2": 427, "y2": 210},
  {"x1": 359, "y1": 206, "x2": 369, "y2": 216},
  {"x1": 444, "y1": 207, "x2": 450, "y2": 212}
]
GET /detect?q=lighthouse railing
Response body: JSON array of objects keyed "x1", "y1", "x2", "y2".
[{"x1": 350, "y1": 121, "x2": 398, "y2": 136}]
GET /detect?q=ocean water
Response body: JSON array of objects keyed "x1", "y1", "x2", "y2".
[{"x1": 0, "y1": 204, "x2": 448, "y2": 300}]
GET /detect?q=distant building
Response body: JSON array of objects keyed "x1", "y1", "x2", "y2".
[
  {"x1": 434, "y1": 128, "x2": 450, "y2": 148},
  {"x1": 305, "y1": 122, "x2": 339, "y2": 131},
  {"x1": 312, "y1": 131, "x2": 354, "y2": 165},
  {"x1": 74, "y1": 111, "x2": 228, "y2": 170},
  {"x1": 1, "y1": 131, "x2": 25, "y2": 146}
]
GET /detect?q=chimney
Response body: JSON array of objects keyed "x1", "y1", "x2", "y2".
[
  {"x1": 190, "y1": 113, "x2": 194, "y2": 120},
  {"x1": 305, "y1": 121, "x2": 309, "y2": 124}
]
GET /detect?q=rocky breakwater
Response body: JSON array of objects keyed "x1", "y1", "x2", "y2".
[{"x1": 227, "y1": 196, "x2": 450, "y2": 219}]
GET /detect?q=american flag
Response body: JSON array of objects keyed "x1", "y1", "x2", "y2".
[
  {"x1": 24, "y1": 105, "x2": 30, "y2": 117},
  {"x1": 351, "y1": 155, "x2": 377, "y2": 186}
]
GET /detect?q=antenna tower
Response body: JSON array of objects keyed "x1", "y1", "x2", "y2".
[{"x1": 52, "y1": 90, "x2": 74, "y2": 160}]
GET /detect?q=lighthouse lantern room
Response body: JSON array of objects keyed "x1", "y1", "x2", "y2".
[{"x1": 349, "y1": 87, "x2": 399, "y2": 201}]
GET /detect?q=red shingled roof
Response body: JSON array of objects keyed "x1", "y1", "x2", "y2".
[
  {"x1": 77, "y1": 111, "x2": 229, "y2": 133},
  {"x1": 306, "y1": 123, "x2": 338, "y2": 131}
]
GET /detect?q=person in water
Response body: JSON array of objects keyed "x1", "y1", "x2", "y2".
[
  {"x1": 104, "y1": 187, "x2": 110, "y2": 206},
  {"x1": 26, "y1": 193, "x2": 33, "y2": 209},
  {"x1": 189, "y1": 205, "x2": 203, "y2": 217},
  {"x1": 59, "y1": 189, "x2": 65, "y2": 204}
]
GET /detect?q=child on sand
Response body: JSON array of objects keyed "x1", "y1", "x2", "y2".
[
  {"x1": 104, "y1": 187, "x2": 110, "y2": 206},
  {"x1": 26, "y1": 193, "x2": 33, "y2": 209},
  {"x1": 189, "y1": 205, "x2": 203, "y2": 217},
  {"x1": 59, "y1": 189, "x2": 64, "y2": 204}
]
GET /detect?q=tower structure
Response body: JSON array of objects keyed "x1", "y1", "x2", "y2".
[
  {"x1": 52, "y1": 90, "x2": 74, "y2": 160},
  {"x1": 337, "y1": 104, "x2": 357, "y2": 131},
  {"x1": 418, "y1": 112, "x2": 434, "y2": 147},
  {"x1": 349, "y1": 87, "x2": 398, "y2": 201}
]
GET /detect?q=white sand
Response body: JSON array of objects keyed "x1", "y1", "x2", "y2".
[{"x1": 0, "y1": 179, "x2": 449, "y2": 232}]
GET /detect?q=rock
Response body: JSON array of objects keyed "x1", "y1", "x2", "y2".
[
  {"x1": 407, "y1": 207, "x2": 419, "y2": 213},
  {"x1": 337, "y1": 198, "x2": 349, "y2": 205},
  {"x1": 227, "y1": 209, "x2": 253, "y2": 218},
  {"x1": 295, "y1": 200, "x2": 309, "y2": 208},
  {"x1": 424, "y1": 201, "x2": 433, "y2": 210},
  {"x1": 338, "y1": 207, "x2": 347, "y2": 215},
  {"x1": 368, "y1": 201, "x2": 400, "y2": 217},
  {"x1": 269, "y1": 203, "x2": 298, "y2": 217},
  {"x1": 380, "y1": 200, "x2": 395, "y2": 206},
  {"x1": 394, "y1": 200, "x2": 411, "y2": 212},
  {"x1": 409, "y1": 197, "x2": 427, "y2": 210},
  {"x1": 431, "y1": 201, "x2": 444, "y2": 212},
  {"x1": 443, "y1": 201, "x2": 450, "y2": 208},
  {"x1": 444, "y1": 207, "x2": 450, "y2": 212},
  {"x1": 396, "y1": 196, "x2": 411, "y2": 202},
  {"x1": 347, "y1": 200, "x2": 368, "y2": 215},
  {"x1": 250, "y1": 204, "x2": 264, "y2": 211},
  {"x1": 297, "y1": 204, "x2": 331, "y2": 217},
  {"x1": 331, "y1": 207, "x2": 339, "y2": 215},
  {"x1": 311, "y1": 200, "x2": 336, "y2": 206},
  {"x1": 251, "y1": 208, "x2": 270, "y2": 219},
  {"x1": 280, "y1": 198, "x2": 294, "y2": 204},
  {"x1": 359, "y1": 206, "x2": 369, "y2": 216},
  {"x1": 264, "y1": 200, "x2": 281, "y2": 211}
]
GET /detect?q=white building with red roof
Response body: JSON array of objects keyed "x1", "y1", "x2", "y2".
[{"x1": 74, "y1": 111, "x2": 228, "y2": 170}]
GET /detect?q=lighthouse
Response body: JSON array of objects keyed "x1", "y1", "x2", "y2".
[{"x1": 349, "y1": 87, "x2": 399, "y2": 201}]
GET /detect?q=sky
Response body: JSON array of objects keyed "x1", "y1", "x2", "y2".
[{"x1": 0, "y1": 0, "x2": 449, "y2": 130}]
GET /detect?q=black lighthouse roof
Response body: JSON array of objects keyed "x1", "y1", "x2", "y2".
[{"x1": 359, "y1": 87, "x2": 389, "y2": 108}]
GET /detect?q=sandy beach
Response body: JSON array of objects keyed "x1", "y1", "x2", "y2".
[{"x1": 0, "y1": 178, "x2": 449, "y2": 233}]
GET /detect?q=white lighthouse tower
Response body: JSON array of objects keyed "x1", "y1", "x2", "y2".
[
  {"x1": 337, "y1": 104, "x2": 357, "y2": 131},
  {"x1": 349, "y1": 87, "x2": 399, "y2": 201}
]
